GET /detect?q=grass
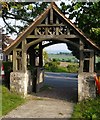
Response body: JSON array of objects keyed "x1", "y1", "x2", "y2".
[
  {"x1": 45, "y1": 66, "x2": 67, "y2": 73},
  {"x1": 48, "y1": 54, "x2": 77, "y2": 62},
  {"x1": 1, "y1": 85, "x2": 25, "y2": 116},
  {"x1": 71, "y1": 96, "x2": 100, "y2": 119},
  {"x1": 45, "y1": 62, "x2": 79, "y2": 73}
]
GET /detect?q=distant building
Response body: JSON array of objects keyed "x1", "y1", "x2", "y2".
[{"x1": 0, "y1": 28, "x2": 14, "y2": 61}]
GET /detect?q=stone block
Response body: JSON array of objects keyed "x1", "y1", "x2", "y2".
[
  {"x1": 78, "y1": 72, "x2": 96, "y2": 101},
  {"x1": 10, "y1": 70, "x2": 33, "y2": 96}
]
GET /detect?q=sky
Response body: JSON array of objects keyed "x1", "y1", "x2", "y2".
[
  {"x1": 0, "y1": 0, "x2": 71, "y2": 53},
  {"x1": 44, "y1": 43, "x2": 71, "y2": 53}
]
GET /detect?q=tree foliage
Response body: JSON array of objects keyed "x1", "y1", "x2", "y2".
[
  {"x1": 1, "y1": 2, "x2": 49, "y2": 34},
  {"x1": 60, "y1": 1, "x2": 100, "y2": 46},
  {"x1": 43, "y1": 50, "x2": 48, "y2": 64}
]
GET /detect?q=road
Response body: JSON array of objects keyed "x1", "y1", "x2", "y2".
[
  {"x1": 40, "y1": 72, "x2": 78, "y2": 102},
  {"x1": 4, "y1": 72, "x2": 78, "y2": 118}
]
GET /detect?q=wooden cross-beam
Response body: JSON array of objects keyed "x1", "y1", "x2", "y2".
[
  {"x1": 26, "y1": 35, "x2": 78, "y2": 39},
  {"x1": 42, "y1": 41, "x2": 62, "y2": 49},
  {"x1": 26, "y1": 38, "x2": 79, "y2": 51}
]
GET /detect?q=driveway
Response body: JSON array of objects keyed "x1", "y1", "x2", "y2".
[{"x1": 3, "y1": 72, "x2": 78, "y2": 119}]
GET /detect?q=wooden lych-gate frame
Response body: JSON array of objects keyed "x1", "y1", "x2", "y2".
[{"x1": 3, "y1": 2, "x2": 100, "y2": 101}]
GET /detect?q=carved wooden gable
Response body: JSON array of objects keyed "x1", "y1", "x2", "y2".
[
  {"x1": 4, "y1": 2, "x2": 100, "y2": 55},
  {"x1": 27, "y1": 4, "x2": 78, "y2": 40}
]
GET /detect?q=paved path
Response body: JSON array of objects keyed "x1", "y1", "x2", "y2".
[{"x1": 4, "y1": 72, "x2": 78, "y2": 119}]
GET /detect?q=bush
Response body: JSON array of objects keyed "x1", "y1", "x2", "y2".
[
  {"x1": 66, "y1": 64, "x2": 79, "y2": 73},
  {"x1": 2, "y1": 61, "x2": 13, "y2": 89},
  {"x1": 3, "y1": 61, "x2": 13, "y2": 72},
  {"x1": 45, "y1": 61, "x2": 79, "y2": 73},
  {"x1": 44, "y1": 61, "x2": 59, "y2": 72},
  {"x1": 96, "y1": 62, "x2": 100, "y2": 71},
  {"x1": 72, "y1": 97, "x2": 100, "y2": 119},
  {"x1": 44, "y1": 61, "x2": 67, "y2": 72}
]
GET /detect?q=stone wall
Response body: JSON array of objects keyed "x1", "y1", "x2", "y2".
[
  {"x1": 10, "y1": 68, "x2": 44, "y2": 96},
  {"x1": 78, "y1": 72, "x2": 96, "y2": 101},
  {"x1": 10, "y1": 70, "x2": 32, "y2": 96}
]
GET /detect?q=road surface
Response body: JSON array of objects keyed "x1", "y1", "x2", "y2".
[{"x1": 39, "y1": 72, "x2": 78, "y2": 102}]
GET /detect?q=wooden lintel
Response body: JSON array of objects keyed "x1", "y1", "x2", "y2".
[
  {"x1": 84, "y1": 58, "x2": 90, "y2": 60},
  {"x1": 27, "y1": 35, "x2": 78, "y2": 39},
  {"x1": 15, "y1": 49, "x2": 22, "y2": 51},
  {"x1": 37, "y1": 24, "x2": 65, "y2": 27},
  {"x1": 84, "y1": 49, "x2": 94, "y2": 52},
  {"x1": 27, "y1": 35, "x2": 36, "y2": 38}
]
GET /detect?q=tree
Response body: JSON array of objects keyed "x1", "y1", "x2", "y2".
[
  {"x1": 1, "y1": 1, "x2": 100, "y2": 46},
  {"x1": 60, "y1": 1, "x2": 100, "y2": 46},
  {"x1": 43, "y1": 50, "x2": 48, "y2": 64},
  {"x1": 1, "y1": 2, "x2": 49, "y2": 34}
]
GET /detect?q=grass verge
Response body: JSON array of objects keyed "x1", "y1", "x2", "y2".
[
  {"x1": 1, "y1": 85, "x2": 25, "y2": 116},
  {"x1": 71, "y1": 96, "x2": 100, "y2": 119}
]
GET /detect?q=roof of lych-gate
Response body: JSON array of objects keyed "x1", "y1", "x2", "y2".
[{"x1": 3, "y1": 2, "x2": 100, "y2": 54}]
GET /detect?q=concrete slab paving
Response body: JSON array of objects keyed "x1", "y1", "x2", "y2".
[{"x1": 4, "y1": 98, "x2": 74, "y2": 118}]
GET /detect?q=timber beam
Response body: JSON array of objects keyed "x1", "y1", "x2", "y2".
[
  {"x1": 37, "y1": 24, "x2": 65, "y2": 27},
  {"x1": 26, "y1": 35, "x2": 78, "y2": 39},
  {"x1": 42, "y1": 41, "x2": 61, "y2": 49},
  {"x1": 26, "y1": 38, "x2": 79, "y2": 50}
]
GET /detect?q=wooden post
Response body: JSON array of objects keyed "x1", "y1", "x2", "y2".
[
  {"x1": 94, "y1": 52, "x2": 96, "y2": 72},
  {"x1": 22, "y1": 40, "x2": 27, "y2": 72},
  {"x1": 67, "y1": 28, "x2": 70, "y2": 35},
  {"x1": 35, "y1": 28, "x2": 37, "y2": 35},
  {"x1": 89, "y1": 50, "x2": 94, "y2": 72},
  {"x1": 29, "y1": 47, "x2": 35, "y2": 67},
  {"x1": 56, "y1": 18, "x2": 59, "y2": 35},
  {"x1": 50, "y1": 8, "x2": 53, "y2": 24},
  {"x1": 39, "y1": 42, "x2": 43, "y2": 67},
  {"x1": 79, "y1": 40, "x2": 84, "y2": 73},
  {"x1": 45, "y1": 17, "x2": 48, "y2": 35},
  {"x1": 13, "y1": 49, "x2": 17, "y2": 71}
]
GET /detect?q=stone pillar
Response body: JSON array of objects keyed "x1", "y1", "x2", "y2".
[
  {"x1": 10, "y1": 71, "x2": 32, "y2": 96},
  {"x1": 78, "y1": 72, "x2": 96, "y2": 101}
]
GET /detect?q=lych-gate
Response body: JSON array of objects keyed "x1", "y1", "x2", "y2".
[{"x1": 4, "y1": 2, "x2": 100, "y2": 101}]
